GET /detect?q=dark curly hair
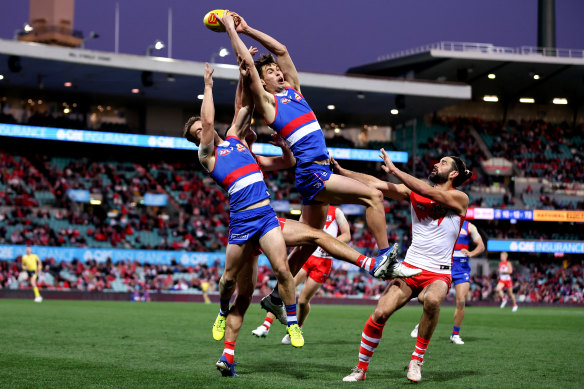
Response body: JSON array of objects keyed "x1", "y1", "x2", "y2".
[
  {"x1": 183, "y1": 116, "x2": 201, "y2": 144},
  {"x1": 449, "y1": 156, "x2": 473, "y2": 187}
]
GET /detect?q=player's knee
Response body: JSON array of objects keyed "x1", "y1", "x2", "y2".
[
  {"x1": 298, "y1": 300, "x2": 310, "y2": 310},
  {"x1": 423, "y1": 295, "x2": 441, "y2": 312},
  {"x1": 365, "y1": 188, "x2": 384, "y2": 206},
  {"x1": 372, "y1": 307, "x2": 390, "y2": 323},
  {"x1": 220, "y1": 276, "x2": 236, "y2": 290}
]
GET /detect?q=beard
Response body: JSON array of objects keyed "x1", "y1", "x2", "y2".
[{"x1": 429, "y1": 170, "x2": 449, "y2": 184}]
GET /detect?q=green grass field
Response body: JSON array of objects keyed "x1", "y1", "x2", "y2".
[{"x1": 1, "y1": 299, "x2": 582, "y2": 388}]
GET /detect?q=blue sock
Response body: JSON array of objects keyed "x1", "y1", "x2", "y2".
[
  {"x1": 285, "y1": 304, "x2": 298, "y2": 326},
  {"x1": 452, "y1": 326, "x2": 460, "y2": 336}
]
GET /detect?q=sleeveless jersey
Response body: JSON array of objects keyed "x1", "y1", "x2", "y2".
[
  {"x1": 499, "y1": 260, "x2": 512, "y2": 281},
  {"x1": 453, "y1": 220, "x2": 470, "y2": 258},
  {"x1": 209, "y1": 136, "x2": 270, "y2": 212},
  {"x1": 404, "y1": 192, "x2": 464, "y2": 274},
  {"x1": 311, "y1": 206, "x2": 339, "y2": 260},
  {"x1": 266, "y1": 87, "x2": 330, "y2": 165}
]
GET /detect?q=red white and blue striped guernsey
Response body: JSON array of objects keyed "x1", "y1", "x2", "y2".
[
  {"x1": 209, "y1": 136, "x2": 270, "y2": 212},
  {"x1": 266, "y1": 87, "x2": 330, "y2": 165}
]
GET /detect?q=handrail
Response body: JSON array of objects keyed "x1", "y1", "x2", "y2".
[{"x1": 377, "y1": 41, "x2": 584, "y2": 61}]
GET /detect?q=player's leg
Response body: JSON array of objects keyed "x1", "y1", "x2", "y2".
[
  {"x1": 281, "y1": 218, "x2": 411, "y2": 279},
  {"x1": 259, "y1": 226, "x2": 304, "y2": 347},
  {"x1": 262, "y1": 204, "x2": 327, "y2": 319},
  {"x1": 496, "y1": 282, "x2": 507, "y2": 307},
  {"x1": 315, "y1": 173, "x2": 389, "y2": 253},
  {"x1": 217, "y1": 255, "x2": 258, "y2": 377},
  {"x1": 343, "y1": 279, "x2": 413, "y2": 382},
  {"x1": 213, "y1": 242, "x2": 253, "y2": 341},
  {"x1": 31, "y1": 273, "x2": 42, "y2": 302},
  {"x1": 507, "y1": 285, "x2": 518, "y2": 311},
  {"x1": 451, "y1": 282, "x2": 470, "y2": 344},
  {"x1": 408, "y1": 280, "x2": 449, "y2": 383},
  {"x1": 285, "y1": 203, "x2": 328, "y2": 275},
  {"x1": 296, "y1": 269, "x2": 320, "y2": 327}
]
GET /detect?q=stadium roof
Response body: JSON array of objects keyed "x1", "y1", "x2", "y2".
[
  {"x1": 0, "y1": 39, "x2": 470, "y2": 126},
  {"x1": 348, "y1": 42, "x2": 584, "y2": 108}
]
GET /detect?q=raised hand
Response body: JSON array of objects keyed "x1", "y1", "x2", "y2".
[
  {"x1": 204, "y1": 62, "x2": 214, "y2": 87},
  {"x1": 230, "y1": 12, "x2": 249, "y2": 33},
  {"x1": 268, "y1": 133, "x2": 287, "y2": 149},
  {"x1": 379, "y1": 148, "x2": 398, "y2": 175}
]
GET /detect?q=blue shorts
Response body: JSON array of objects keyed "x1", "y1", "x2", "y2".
[
  {"x1": 228, "y1": 205, "x2": 280, "y2": 245},
  {"x1": 295, "y1": 163, "x2": 332, "y2": 205},
  {"x1": 451, "y1": 256, "x2": 471, "y2": 286}
]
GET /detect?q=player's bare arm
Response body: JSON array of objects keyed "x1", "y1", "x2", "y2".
[
  {"x1": 330, "y1": 157, "x2": 410, "y2": 201},
  {"x1": 231, "y1": 12, "x2": 300, "y2": 91},
  {"x1": 380, "y1": 149, "x2": 469, "y2": 216},
  {"x1": 461, "y1": 223, "x2": 486, "y2": 257},
  {"x1": 255, "y1": 133, "x2": 296, "y2": 171},
  {"x1": 220, "y1": 12, "x2": 276, "y2": 122},
  {"x1": 335, "y1": 208, "x2": 351, "y2": 244},
  {"x1": 198, "y1": 63, "x2": 216, "y2": 172},
  {"x1": 230, "y1": 55, "x2": 256, "y2": 141}
]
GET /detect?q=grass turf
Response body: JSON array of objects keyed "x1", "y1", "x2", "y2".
[{"x1": 0, "y1": 298, "x2": 582, "y2": 388}]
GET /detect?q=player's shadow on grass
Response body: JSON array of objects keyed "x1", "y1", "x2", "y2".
[
  {"x1": 383, "y1": 366, "x2": 482, "y2": 382},
  {"x1": 252, "y1": 359, "x2": 352, "y2": 379}
]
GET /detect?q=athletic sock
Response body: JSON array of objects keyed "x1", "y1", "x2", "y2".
[
  {"x1": 222, "y1": 341, "x2": 236, "y2": 364},
  {"x1": 33, "y1": 287, "x2": 40, "y2": 298},
  {"x1": 412, "y1": 336, "x2": 430, "y2": 363},
  {"x1": 219, "y1": 298, "x2": 230, "y2": 317},
  {"x1": 285, "y1": 304, "x2": 298, "y2": 326},
  {"x1": 356, "y1": 255, "x2": 375, "y2": 272},
  {"x1": 262, "y1": 316, "x2": 273, "y2": 331},
  {"x1": 356, "y1": 315, "x2": 385, "y2": 372},
  {"x1": 452, "y1": 326, "x2": 460, "y2": 337},
  {"x1": 270, "y1": 286, "x2": 283, "y2": 305}
]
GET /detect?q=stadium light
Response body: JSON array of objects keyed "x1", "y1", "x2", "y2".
[
  {"x1": 131, "y1": 88, "x2": 140, "y2": 94},
  {"x1": 552, "y1": 98, "x2": 568, "y2": 105},
  {"x1": 327, "y1": 105, "x2": 335, "y2": 110},
  {"x1": 519, "y1": 98, "x2": 535, "y2": 104},
  {"x1": 390, "y1": 109, "x2": 399, "y2": 115},
  {"x1": 81, "y1": 31, "x2": 100, "y2": 49},
  {"x1": 533, "y1": 74, "x2": 540, "y2": 80},
  {"x1": 64, "y1": 82, "x2": 72, "y2": 87},
  {"x1": 210, "y1": 47, "x2": 230, "y2": 63},
  {"x1": 290, "y1": 209, "x2": 302, "y2": 215},
  {"x1": 483, "y1": 95, "x2": 498, "y2": 102},
  {"x1": 488, "y1": 73, "x2": 496, "y2": 79},
  {"x1": 13, "y1": 23, "x2": 33, "y2": 39},
  {"x1": 0, "y1": 74, "x2": 4, "y2": 80},
  {"x1": 197, "y1": 94, "x2": 204, "y2": 100},
  {"x1": 146, "y1": 40, "x2": 165, "y2": 56}
]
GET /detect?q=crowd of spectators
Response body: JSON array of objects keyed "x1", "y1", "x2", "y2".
[{"x1": 1, "y1": 256, "x2": 582, "y2": 304}]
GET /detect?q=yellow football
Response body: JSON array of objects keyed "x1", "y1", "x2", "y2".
[{"x1": 203, "y1": 9, "x2": 228, "y2": 33}]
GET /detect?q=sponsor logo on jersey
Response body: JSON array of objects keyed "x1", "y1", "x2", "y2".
[
  {"x1": 281, "y1": 98, "x2": 291, "y2": 104},
  {"x1": 236, "y1": 144, "x2": 246, "y2": 152},
  {"x1": 326, "y1": 215, "x2": 332, "y2": 222},
  {"x1": 294, "y1": 93, "x2": 302, "y2": 101},
  {"x1": 219, "y1": 149, "x2": 231, "y2": 156}
]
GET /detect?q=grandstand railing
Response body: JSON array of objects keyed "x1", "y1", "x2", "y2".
[{"x1": 378, "y1": 41, "x2": 584, "y2": 61}]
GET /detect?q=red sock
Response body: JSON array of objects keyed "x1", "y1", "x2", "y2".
[
  {"x1": 356, "y1": 315, "x2": 385, "y2": 371},
  {"x1": 356, "y1": 255, "x2": 375, "y2": 272},
  {"x1": 223, "y1": 341, "x2": 236, "y2": 364},
  {"x1": 411, "y1": 336, "x2": 430, "y2": 363},
  {"x1": 262, "y1": 316, "x2": 273, "y2": 330}
]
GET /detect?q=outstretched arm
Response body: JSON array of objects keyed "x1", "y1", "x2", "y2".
[
  {"x1": 220, "y1": 12, "x2": 276, "y2": 122},
  {"x1": 198, "y1": 63, "x2": 216, "y2": 171},
  {"x1": 231, "y1": 48, "x2": 258, "y2": 140},
  {"x1": 330, "y1": 157, "x2": 410, "y2": 201},
  {"x1": 232, "y1": 12, "x2": 300, "y2": 91},
  {"x1": 379, "y1": 149, "x2": 469, "y2": 215},
  {"x1": 255, "y1": 133, "x2": 296, "y2": 171}
]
